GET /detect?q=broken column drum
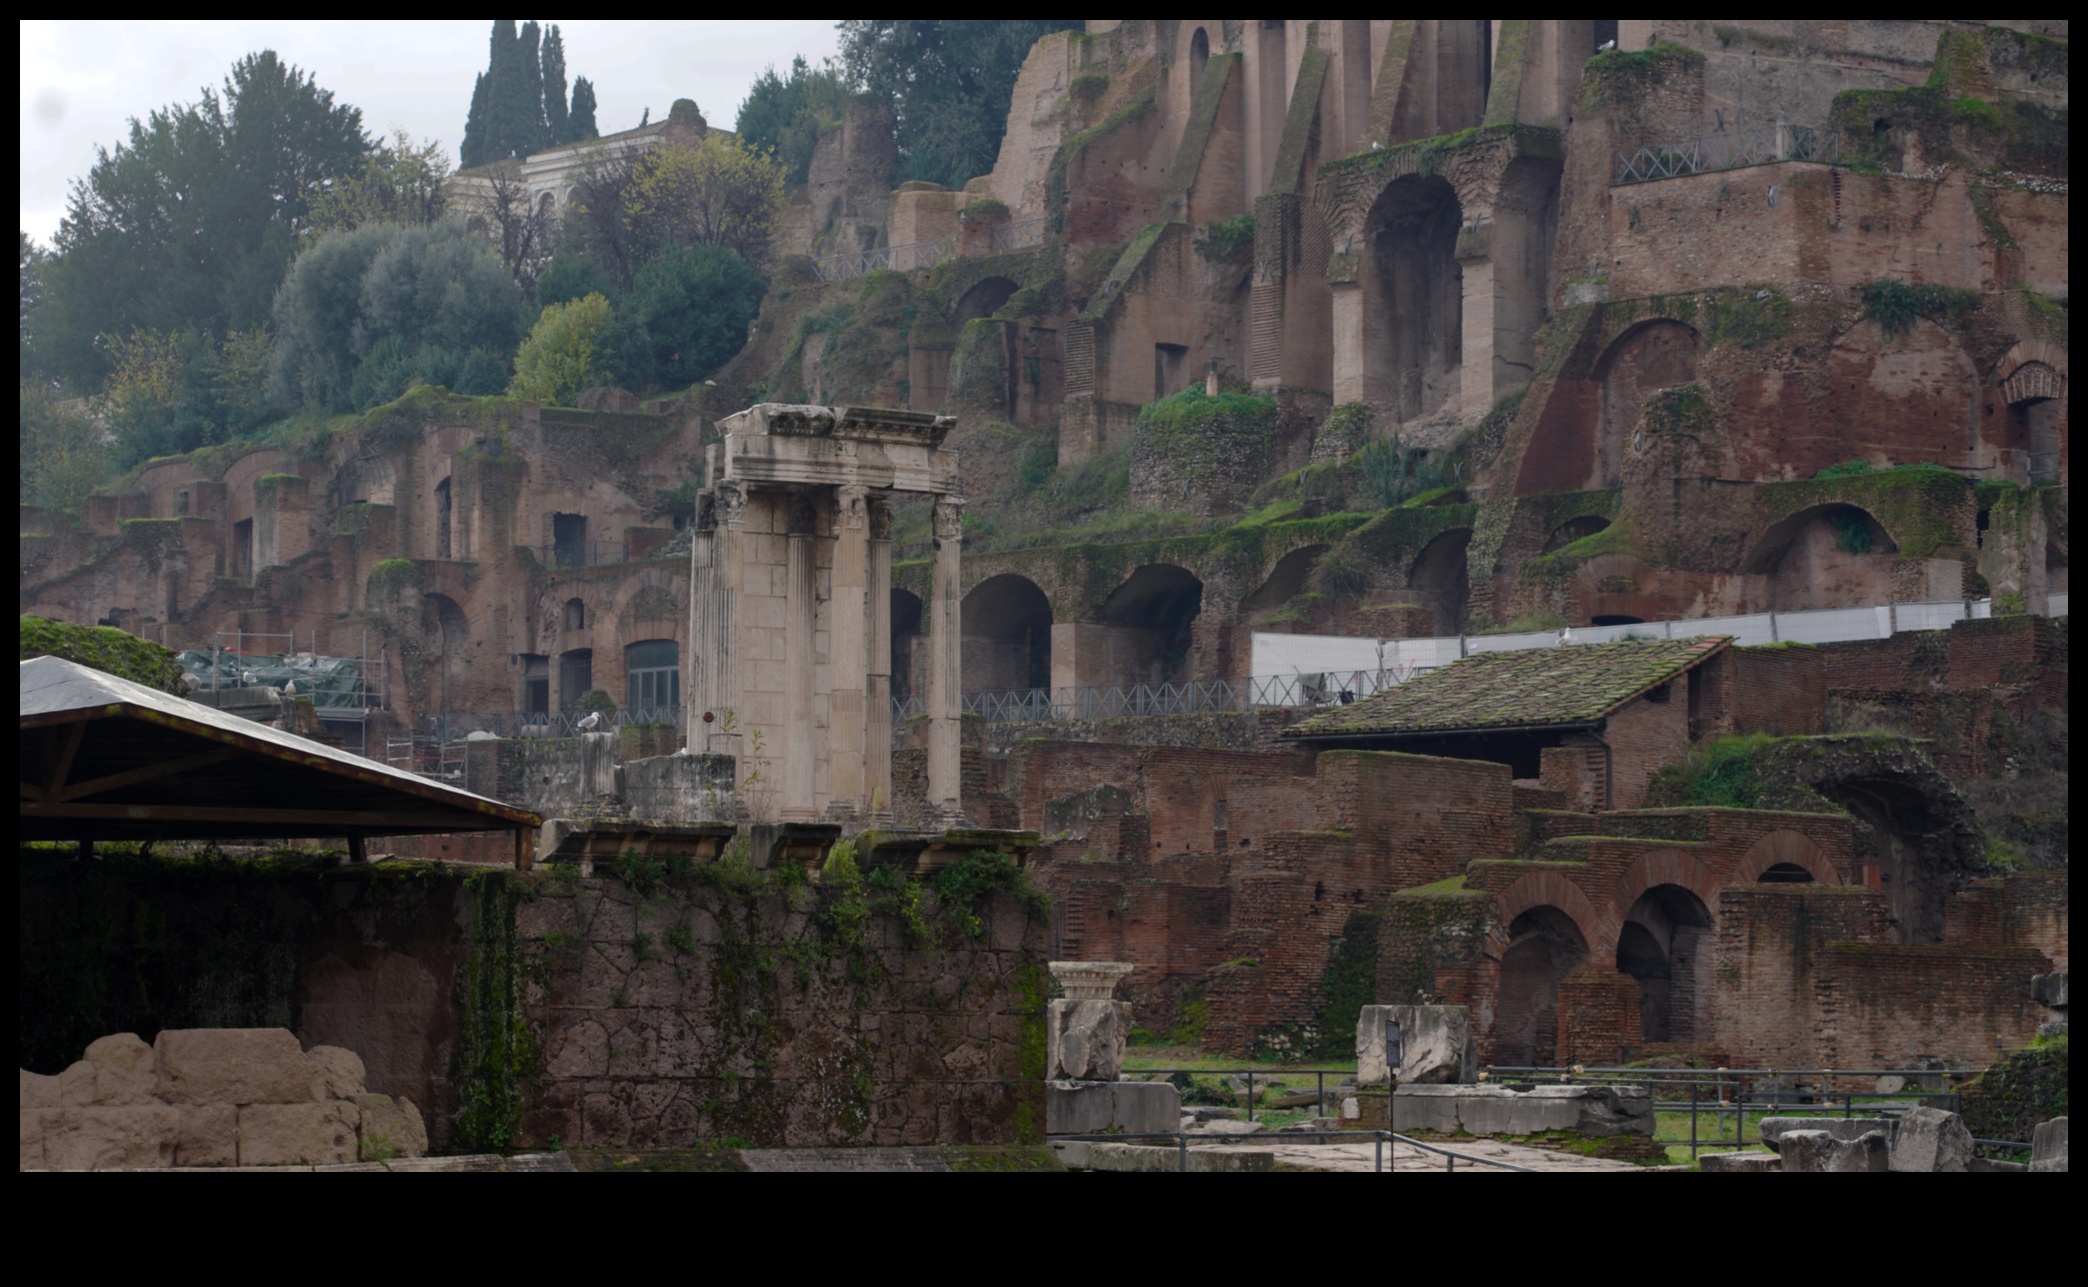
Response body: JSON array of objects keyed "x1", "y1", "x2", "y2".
[{"x1": 689, "y1": 404, "x2": 964, "y2": 824}]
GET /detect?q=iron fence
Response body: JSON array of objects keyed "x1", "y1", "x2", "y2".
[
  {"x1": 538, "y1": 540, "x2": 629, "y2": 571},
  {"x1": 990, "y1": 217, "x2": 1048, "y2": 253},
  {"x1": 1488, "y1": 1065, "x2": 2030, "y2": 1161},
  {"x1": 1613, "y1": 124, "x2": 1839, "y2": 185},
  {"x1": 1047, "y1": 1129, "x2": 1536, "y2": 1173},
  {"x1": 893, "y1": 668, "x2": 1418, "y2": 724},
  {"x1": 812, "y1": 236, "x2": 957, "y2": 283},
  {"x1": 410, "y1": 705, "x2": 686, "y2": 742}
]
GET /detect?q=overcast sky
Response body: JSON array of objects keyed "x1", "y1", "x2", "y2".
[{"x1": 19, "y1": 19, "x2": 844, "y2": 247}]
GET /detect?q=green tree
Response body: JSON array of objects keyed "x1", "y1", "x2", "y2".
[
  {"x1": 509, "y1": 292, "x2": 617, "y2": 406},
  {"x1": 306, "y1": 130, "x2": 452, "y2": 236},
  {"x1": 461, "y1": 72, "x2": 492, "y2": 168},
  {"x1": 838, "y1": 21, "x2": 1080, "y2": 188},
  {"x1": 536, "y1": 249, "x2": 616, "y2": 310},
  {"x1": 735, "y1": 56, "x2": 853, "y2": 185},
  {"x1": 622, "y1": 134, "x2": 787, "y2": 270},
  {"x1": 270, "y1": 221, "x2": 526, "y2": 409},
  {"x1": 32, "y1": 51, "x2": 369, "y2": 391},
  {"x1": 542, "y1": 24, "x2": 571, "y2": 146},
  {"x1": 20, "y1": 383, "x2": 111, "y2": 510},
  {"x1": 623, "y1": 243, "x2": 765, "y2": 389},
  {"x1": 569, "y1": 77, "x2": 599, "y2": 140}
]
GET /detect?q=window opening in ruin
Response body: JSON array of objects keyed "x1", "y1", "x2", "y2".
[
  {"x1": 1544, "y1": 516, "x2": 1611, "y2": 553},
  {"x1": 175, "y1": 491, "x2": 189, "y2": 516},
  {"x1": 434, "y1": 478, "x2": 452, "y2": 559},
  {"x1": 232, "y1": 519, "x2": 254, "y2": 578},
  {"x1": 2013, "y1": 397, "x2": 2061, "y2": 485},
  {"x1": 626, "y1": 639, "x2": 680, "y2": 716},
  {"x1": 1154, "y1": 343, "x2": 1188, "y2": 400},
  {"x1": 1190, "y1": 27, "x2": 1210, "y2": 84},
  {"x1": 2047, "y1": 539, "x2": 2068, "y2": 595},
  {"x1": 954, "y1": 277, "x2": 1019, "y2": 327},
  {"x1": 1362, "y1": 175, "x2": 1463, "y2": 422},
  {"x1": 1410, "y1": 527, "x2": 1472, "y2": 636},
  {"x1": 1095, "y1": 563, "x2": 1204, "y2": 686},
  {"x1": 522, "y1": 654, "x2": 550, "y2": 717},
  {"x1": 552, "y1": 513, "x2": 587, "y2": 569},
  {"x1": 559, "y1": 648, "x2": 594, "y2": 711},
  {"x1": 1591, "y1": 614, "x2": 1643, "y2": 627},
  {"x1": 564, "y1": 597, "x2": 586, "y2": 631},
  {"x1": 1757, "y1": 863, "x2": 1815, "y2": 883}
]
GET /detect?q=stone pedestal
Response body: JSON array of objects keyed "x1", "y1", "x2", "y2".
[{"x1": 1355, "y1": 1004, "x2": 1476, "y2": 1085}]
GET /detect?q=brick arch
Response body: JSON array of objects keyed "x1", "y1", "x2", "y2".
[
  {"x1": 1614, "y1": 849, "x2": 1720, "y2": 924},
  {"x1": 1734, "y1": 828, "x2": 1838, "y2": 886},
  {"x1": 1494, "y1": 870, "x2": 1608, "y2": 957},
  {"x1": 1996, "y1": 338, "x2": 2067, "y2": 392},
  {"x1": 604, "y1": 570, "x2": 686, "y2": 645}
]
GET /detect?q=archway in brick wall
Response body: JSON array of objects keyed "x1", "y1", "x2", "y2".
[
  {"x1": 1360, "y1": 175, "x2": 1463, "y2": 422},
  {"x1": 1094, "y1": 564, "x2": 1204, "y2": 686},
  {"x1": 1744, "y1": 503, "x2": 1900, "y2": 611},
  {"x1": 1410, "y1": 528, "x2": 1472, "y2": 635},
  {"x1": 420, "y1": 592, "x2": 470, "y2": 715},
  {"x1": 1494, "y1": 906, "x2": 1590, "y2": 1068},
  {"x1": 962, "y1": 573, "x2": 1052, "y2": 693},
  {"x1": 1593, "y1": 320, "x2": 1700, "y2": 489},
  {"x1": 1242, "y1": 544, "x2": 1328, "y2": 618},
  {"x1": 954, "y1": 276, "x2": 1019, "y2": 328},
  {"x1": 1616, "y1": 885, "x2": 1714, "y2": 1045}
]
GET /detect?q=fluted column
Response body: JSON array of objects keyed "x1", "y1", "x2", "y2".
[
  {"x1": 782, "y1": 491, "x2": 817, "y2": 820},
  {"x1": 829, "y1": 485, "x2": 869, "y2": 819},
  {"x1": 927, "y1": 494, "x2": 966, "y2": 823},
  {"x1": 690, "y1": 480, "x2": 745, "y2": 759},
  {"x1": 865, "y1": 497, "x2": 894, "y2": 822}
]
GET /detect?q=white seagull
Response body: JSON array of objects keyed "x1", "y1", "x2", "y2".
[{"x1": 576, "y1": 711, "x2": 603, "y2": 732}]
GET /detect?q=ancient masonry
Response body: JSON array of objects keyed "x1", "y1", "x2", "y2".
[{"x1": 20, "y1": 20, "x2": 2069, "y2": 1080}]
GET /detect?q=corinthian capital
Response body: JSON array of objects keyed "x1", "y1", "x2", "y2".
[{"x1": 932, "y1": 495, "x2": 966, "y2": 544}]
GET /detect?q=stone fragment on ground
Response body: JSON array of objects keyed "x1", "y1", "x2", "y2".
[
  {"x1": 1698, "y1": 1151, "x2": 1780, "y2": 1172},
  {"x1": 1758, "y1": 1116, "x2": 1896, "y2": 1152},
  {"x1": 2031, "y1": 1116, "x2": 2067, "y2": 1173},
  {"x1": 1888, "y1": 1105, "x2": 1972, "y2": 1173},
  {"x1": 1779, "y1": 1129, "x2": 1889, "y2": 1172}
]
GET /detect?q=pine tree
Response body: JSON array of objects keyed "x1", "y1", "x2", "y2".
[
  {"x1": 542, "y1": 25, "x2": 570, "y2": 146},
  {"x1": 461, "y1": 71, "x2": 490, "y2": 168},
  {"x1": 517, "y1": 21, "x2": 546, "y2": 154},
  {"x1": 569, "y1": 77, "x2": 599, "y2": 141}
]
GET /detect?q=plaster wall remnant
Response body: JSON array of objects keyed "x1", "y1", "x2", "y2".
[{"x1": 691, "y1": 403, "x2": 964, "y2": 824}]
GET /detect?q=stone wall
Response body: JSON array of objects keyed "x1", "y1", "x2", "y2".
[{"x1": 18, "y1": 846, "x2": 1051, "y2": 1154}]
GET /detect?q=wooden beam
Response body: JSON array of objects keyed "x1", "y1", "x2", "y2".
[
  {"x1": 56, "y1": 747, "x2": 242, "y2": 803},
  {"x1": 43, "y1": 724, "x2": 85, "y2": 804},
  {"x1": 22, "y1": 803, "x2": 488, "y2": 829}
]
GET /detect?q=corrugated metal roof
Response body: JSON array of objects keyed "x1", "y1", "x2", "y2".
[{"x1": 20, "y1": 655, "x2": 539, "y2": 843}]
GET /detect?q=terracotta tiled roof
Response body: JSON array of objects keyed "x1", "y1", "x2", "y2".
[{"x1": 1283, "y1": 635, "x2": 1732, "y2": 738}]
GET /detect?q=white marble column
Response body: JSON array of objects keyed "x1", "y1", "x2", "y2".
[
  {"x1": 690, "y1": 480, "x2": 745, "y2": 760},
  {"x1": 782, "y1": 491, "x2": 818, "y2": 820},
  {"x1": 829, "y1": 485, "x2": 869, "y2": 818},
  {"x1": 927, "y1": 494, "x2": 966, "y2": 823},
  {"x1": 865, "y1": 497, "x2": 895, "y2": 822}
]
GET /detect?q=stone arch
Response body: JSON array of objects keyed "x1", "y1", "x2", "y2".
[
  {"x1": 419, "y1": 591, "x2": 470, "y2": 715},
  {"x1": 1188, "y1": 25, "x2": 1210, "y2": 86},
  {"x1": 1359, "y1": 174, "x2": 1463, "y2": 422},
  {"x1": 335, "y1": 452, "x2": 396, "y2": 508},
  {"x1": 962, "y1": 573, "x2": 1053, "y2": 693},
  {"x1": 954, "y1": 276, "x2": 1020, "y2": 328},
  {"x1": 1496, "y1": 869, "x2": 1608, "y2": 957},
  {"x1": 1616, "y1": 883, "x2": 1715, "y2": 1044},
  {"x1": 1734, "y1": 829, "x2": 1838, "y2": 887},
  {"x1": 1243, "y1": 544, "x2": 1327, "y2": 615},
  {"x1": 1997, "y1": 343, "x2": 2066, "y2": 484},
  {"x1": 1542, "y1": 515, "x2": 1610, "y2": 553},
  {"x1": 891, "y1": 587, "x2": 924, "y2": 702},
  {"x1": 1095, "y1": 563, "x2": 1204, "y2": 686},
  {"x1": 1743, "y1": 503, "x2": 1901, "y2": 611},
  {"x1": 1593, "y1": 320, "x2": 1700, "y2": 490},
  {"x1": 1410, "y1": 527, "x2": 1472, "y2": 635},
  {"x1": 1494, "y1": 905, "x2": 1590, "y2": 1068}
]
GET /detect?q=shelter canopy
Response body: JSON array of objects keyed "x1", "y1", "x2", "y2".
[{"x1": 20, "y1": 656, "x2": 539, "y2": 850}]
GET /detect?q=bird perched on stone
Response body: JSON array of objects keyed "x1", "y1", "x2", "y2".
[
  {"x1": 576, "y1": 711, "x2": 603, "y2": 731},
  {"x1": 241, "y1": 670, "x2": 257, "y2": 685},
  {"x1": 284, "y1": 680, "x2": 297, "y2": 699},
  {"x1": 1598, "y1": 39, "x2": 1617, "y2": 50},
  {"x1": 672, "y1": 745, "x2": 690, "y2": 757}
]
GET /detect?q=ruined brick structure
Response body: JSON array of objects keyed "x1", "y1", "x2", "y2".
[{"x1": 19, "y1": 20, "x2": 2068, "y2": 1077}]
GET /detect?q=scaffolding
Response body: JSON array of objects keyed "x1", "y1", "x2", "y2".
[
  {"x1": 178, "y1": 628, "x2": 392, "y2": 758},
  {"x1": 386, "y1": 735, "x2": 467, "y2": 783}
]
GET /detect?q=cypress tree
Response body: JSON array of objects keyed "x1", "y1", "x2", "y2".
[
  {"x1": 483, "y1": 20, "x2": 521, "y2": 160},
  {"x1": 517, "y1": 21, "x2": 546, "y2": 155},
  {"x1": 568, "y1": 77, "x2": 599, "y2": 141},
  {"x1": 461, "y1": 71, "x2": 490, "y2": 168},
  {"x1": 542, "y1": 25, "x2": 570, "y2": 146}
]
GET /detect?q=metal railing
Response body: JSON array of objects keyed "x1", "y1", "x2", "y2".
[
  {"x1": 1488, "y1": 1065, "x2": 2028, "y2": 1160},
  {"x1": 811, "y1": 236, "x2": 957, "y2": 283},
  {"x1": 409, "y1": 705, "x2": 687, "y2": 742},
  {"x1": 894, "y1": 668, "x2": 1418, "y2": 724},
  {"x1": 1049, "y1": 1129, "x2": 1536, "y2": 1173},
  {"x1": 538, "y1": 540, "x2": 629, "y2": 571},
  {"x1": 1613, "y1": 124, "x2": 1839, "y2": 185},
  {"x1": 989, "y1": 217, "x2": 1048, "y2": 254}
]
